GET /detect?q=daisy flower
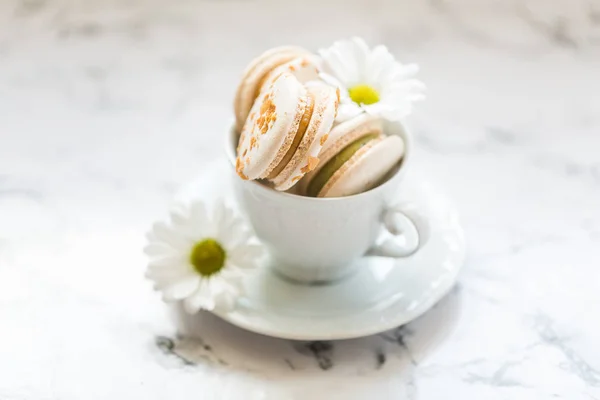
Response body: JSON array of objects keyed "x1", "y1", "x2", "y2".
[
  {"x1": 318, "y1": 37, "x2": 426, "y2": 122},
  {"x1": 144, "y1": 200, "x2": 264, "y2": 314}
]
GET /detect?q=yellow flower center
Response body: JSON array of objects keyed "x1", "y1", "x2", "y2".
[
  {"x1": 348, "y1": 84, "x2": 380, "y2": 105},
  {"x1": 189, "y1": 239, "x2": 226, "y2": 277}
]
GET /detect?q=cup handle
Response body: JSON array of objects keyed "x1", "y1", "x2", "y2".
[{"x1": 366, "y1": 203, "x2": 421, "y2": 258}]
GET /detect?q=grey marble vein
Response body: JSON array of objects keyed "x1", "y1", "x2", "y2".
[
  {"x1": 464, "y1": 361, "x2": 527, "y2": 388},
  {"x1": 532, "y1": 313, "x2": 600, "y2": 387},
  {"x1": 293, "y1": 341, "x2": 335, "y2": 371}
]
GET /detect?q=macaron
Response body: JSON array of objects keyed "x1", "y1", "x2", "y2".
[
  {"x1": 233, "y1": 46, "x2": 319, "y2": 132},
  {"x1": 300, "y1": 114, "x2": 405, "y2": 198},
  {"x1": 236, "y1": 72, "x2": 339, "y2": 191}
]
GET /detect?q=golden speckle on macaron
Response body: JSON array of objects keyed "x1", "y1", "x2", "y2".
[
  {"x1": 236, "y1": 158, "x2": 248, "y2": 180},
  {"x1": 301, "y1": 156, "x2": 320, "y2": 174},
  {"x1": 256, "y1": 93, "x2": 277, "y2": 135}
]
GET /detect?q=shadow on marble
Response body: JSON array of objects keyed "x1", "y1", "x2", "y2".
[{"x1": 153, "y1": 285, "x2": 463, "y2": 378}]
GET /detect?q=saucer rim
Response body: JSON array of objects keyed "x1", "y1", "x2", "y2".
[{"x1": 213, "y1": 258, "x2": 464, "y2": 341}]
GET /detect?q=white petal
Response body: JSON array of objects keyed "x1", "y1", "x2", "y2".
[
  {"x1": 145, "y1": 264, "x2": 193, "y2": 281},
  {"x1": 211, "y1": 200, "x2": 234, "y2": 239},
  {"x1": 219, "y1": 265, "x2": 247, "y2": 286},
  {"x1": 336, "y1": 102, "x2": 364, "y2": 122},
  {"x1": 187, "y1": 201, "x2": 210, "y2": 238},
  {"x1": 218, "y1": 204, "x2": 245, "y2": 247},
  {"x1": 339, "y1": 40, "x2": 359, "y2": 85},
  {"x1": 161, "y1": 275, "x2": 200, "y2": 301},
  {"x1": 350, "y1": 37, "x2": 370, "y2": 80},
  {"x1": 363, "y1": 102, "x2": 388, "y2": 116},
  {"x1": 169, "y1": 203, "x2": 191, "y2": 226},
  {"x1": 212, "y1": 274, "x2": 241, "y2": 292},
  {"x1": 143, "y1": 243, "x2": 178, "y2": 257},
  {"x1": 149, "y1": 270, "x2": 196, "y2": 290},
  {"x1": 216, "y1": 217, "x2": 242, "y2": 249},
  {"x1": 148, "y1": 221, "x2": 192, "y2": 251},
  {"x1": 211, "y1": 201, "x2": 225, "y2": 225},
  {"x1": 167, "y1": 205, "x2": 202, "y2": 242},
  {"x1": 215, "y1": 291, "x2": 237, "y2": 312},
  {"x1": 408, "y1": 79, "x2": 427, "y2": 92},
  {"x1": 150, "y1": 265, "x2": 198, "y2": 280},
  {"x1": 189, "y1": 201, "x2": 207, "y2": 223},
  {"x1": 201, "y1": 280, "x2": 218, "y2": 309},
  {"x1": 183, "y1": 281, "x2": 214, "y2": 313},
  {"x1": 221, "y1": 203, "x2": 236, "y2": 229},
  {"x1": 352, "y1": 37, "x2": 370, "y2": 55},
  {"x1": 393, "y1": 63, "x2": 420, "y2": 80},
  {"x1": 366, "y1": 45, "x2": 395, "y2": 88},
  {"x1": 145, "y1": 230, "x2": 157, "y2": 242},
  {"x1": 147, "y1": 255, "x2": 189, "y2": 271},
  {"x1": 320, "y1": 49, "x2": 350, "y2": 85},
  {"x1": 221, "y1": 223, "x2": 252, "y2": 250},
  {"x1": 209, "y1": 275, "x2": 242, "y2": 299},
  {"x1": 387, "y1": 78, "x2": 426, "y2": 94},
  {"x1": 228, "y1": 244, "x2": 264, "y2": 268},
  {"x1": 381, "y1": 104, "x2": 410, "y2": 121},
  {"x1": 409, "y1": 93, "x2": 426, "y2": 102},
  {"x1": 148, "y1": 221, "x2": 173, "y2": 241},
  {"x1": 213, "y1": 280, "x2": 242, "y2": 311},
  {"x1": 320, "y1": 38, "x2": 364, "y2": 86},
  {"x1": 319, "y1": 72, "x2": 346, "y2": 92}
]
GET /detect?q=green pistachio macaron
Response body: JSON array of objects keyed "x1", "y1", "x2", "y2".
[{"x1": 300, "y1": 114, "x2": 405, "y2": 198}]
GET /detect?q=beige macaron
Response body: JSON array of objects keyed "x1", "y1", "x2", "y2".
[
  {"x1": 300, "y1": 114, "x2": 405, "y2": 198},
  {"x1": 233, "y1": 46, "x2": 319, "y2": 132},
  {"x1": 236, "y1": 73, "x2": 339, "y2": 191}
]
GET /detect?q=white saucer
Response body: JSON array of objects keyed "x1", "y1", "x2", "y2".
[{"x1": 178, "y1": 159, "x2": 466, "y2": 341}]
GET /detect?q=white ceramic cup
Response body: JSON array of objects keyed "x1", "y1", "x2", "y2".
[{"x1": 225, "y1": 120, "x2": 422, "y2": 284}]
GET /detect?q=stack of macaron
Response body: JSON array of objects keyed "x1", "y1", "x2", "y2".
[{"x1": 234, "y1": 45, "x2": 406, "y2": 198}]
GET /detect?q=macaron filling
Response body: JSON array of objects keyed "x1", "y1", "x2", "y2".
[
  {"x1": 266, "y1": 93, "x2": 315, "y2": 180},
  {"x1": 306, "y1": 133, "x2": 380, "y2": 197}
]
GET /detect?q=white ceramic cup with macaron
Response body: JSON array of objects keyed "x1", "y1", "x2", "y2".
[{"x1": 227, "y1": 71, "x2": 423, "y2": 283}]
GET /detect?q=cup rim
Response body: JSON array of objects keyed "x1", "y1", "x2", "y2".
[{"x1": 225, "y1": 119, "x2": 411, "y2": 203}]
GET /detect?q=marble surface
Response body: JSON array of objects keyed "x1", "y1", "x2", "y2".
[{"x1": 1, "y1": 0, "x2": 600, "y2": 398}]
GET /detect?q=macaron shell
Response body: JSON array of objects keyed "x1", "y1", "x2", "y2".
[
  {"x1": 239, "y1": 46, "x2": 305, "y2": 79},
  {"x1": 299, "y1": 113, "x2": 382, "y2": 194},
  {"x1": 236, "y1": 72, "x2": 307, "y2": 180},
  {"x1": 318, "y1": 135, "x2": 405, "y2": 198},
  {"x1": 270, "y1": 83, "x2": 339, "y2": 191},
  {"x1": 261, "y1": 56, "x2": 320, "y2": 93},
  {"x1": 234, "y1": 47, "x2": 308, "y2": 131}
]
